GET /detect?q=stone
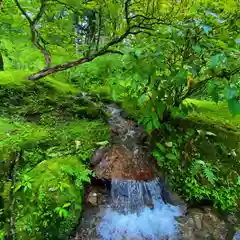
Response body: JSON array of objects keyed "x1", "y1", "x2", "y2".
[
  {"x1": 87, "y1": 192, "x2": 98, "y2": 206},
  {"x1": 93, "y1": 145, "x2": 160, "y2": 181},
  {"x1": 193, "y1": 214, "x2": 203, "y2": 229},
  {"x1": 178, "y1": 208, "x2": 228, "y2": 240}
]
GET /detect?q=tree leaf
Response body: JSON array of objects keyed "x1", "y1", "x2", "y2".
[
  {"x1": 156, "y1": 143, "x2": 165, "y2": 153},
  {"x1": 138, "y1": 93, "x2": 148, "y2": 105},
  {"x1": 63, "y1": 202, "x2": 71, "y2": 208},
  {"x1": 192, "y1": 45, "x2": 201, "y2": 54},
  {"x1": 225, "y1": 87, "x2": 237, "y2": 100},
  {"x1": 237, "y1": 176, "x2": 240, "y2": 185},
  {"x1": 135, "y1": 49, "x2": 142, "y2": 57},
  {"x1": 228, "y1": 99, "x2": 240, "y2": 117},
  {"x1": 166, "y1": 153, "x2": 177, "y2": 160},
  {"x1": 210, "y1": 54, "x2": 221, "y2": 68}
]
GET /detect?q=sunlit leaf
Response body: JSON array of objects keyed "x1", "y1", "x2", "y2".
[{"x1": 166, "y1": 153, "x2": 177, "y2": 160}]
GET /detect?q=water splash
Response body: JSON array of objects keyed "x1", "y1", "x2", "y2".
[{"x1": 97, "y1": 179, "x2": 182, "y2": 240}]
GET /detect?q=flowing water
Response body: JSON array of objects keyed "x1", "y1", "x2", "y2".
[
  {"x1": 94, "y1": 104, "x2": 182, "y2": 240},
  {"x1": 96, "y1": 179, "x2": 182, "y2": 240}
]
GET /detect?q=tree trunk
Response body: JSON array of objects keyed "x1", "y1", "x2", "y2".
[{"x1": 0, "y1": 53, "x2": 4, "y2": 71}]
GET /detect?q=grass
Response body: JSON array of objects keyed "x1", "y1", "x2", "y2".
[{"x1": 186, "y1": 99, "x2": 240, "y2": 132}]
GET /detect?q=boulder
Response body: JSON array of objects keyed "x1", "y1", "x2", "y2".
[{"x1": 93, "y1": 145, "x2": 160, "y2": 181}]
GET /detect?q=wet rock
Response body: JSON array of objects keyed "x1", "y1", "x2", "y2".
[
  {"x1": 90, "y1": 147, "x2": 108, "y2": 167},
  {"x1": 87, "y1": 192, "x2": 98, "y2": 206},
  {"x1": 93, "y1": 145, "x2": 160, "y2": 181},
  {"x1": 178, "y1": 208, "x2": 228, "y2": 240}
]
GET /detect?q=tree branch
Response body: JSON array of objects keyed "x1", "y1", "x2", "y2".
[
  {"x1": 27, "y1": 0, "x2": 165, "y2": 80},
  {"x1": 125, "y1": 0, "x2": 131, "y2": 27},
  {"x1": 14, "y1": 0, "x2": 51, "y2": 68}
]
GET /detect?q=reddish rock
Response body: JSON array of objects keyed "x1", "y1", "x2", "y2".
[{"x1": 93, "y1": 145, "x2": 160, "y2": 181}]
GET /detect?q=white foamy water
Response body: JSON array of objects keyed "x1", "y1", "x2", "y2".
[{"x1": 97, "y1": 179, "x2": 182, "y2": 240}]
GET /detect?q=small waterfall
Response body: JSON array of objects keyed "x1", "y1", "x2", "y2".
[
  {"x1": 94, "y1": 104, "x2": 182, "y2": 239},
  {"x1": 97, "y1": 179, "x2": 182, "y2": 240}
]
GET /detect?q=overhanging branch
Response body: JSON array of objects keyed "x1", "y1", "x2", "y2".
[
  {"x1": 14, "y1": 0, "x2": 51, "y2": 68},
  {"x1": 27, "y1": 0, "x2": 165, "y2": 80}
]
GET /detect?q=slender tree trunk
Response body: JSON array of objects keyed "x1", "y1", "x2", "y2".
[
  {"x1": 7, "y1": 150, "x2": 22, "y2": 240},
  {"x1": 0, "y1": 53, "x2": 4, "y2": 71},
  {"x1": 74, "y1": 13, "x2": 80, "y2": 54}
]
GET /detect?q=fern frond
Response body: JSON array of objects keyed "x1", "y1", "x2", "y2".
[
  {"x1": 191, "y1": 160, "x2": 205, "y2": 176},
  {"x1": 203, "y1": 166, "x2": 215, "y2": 184}
]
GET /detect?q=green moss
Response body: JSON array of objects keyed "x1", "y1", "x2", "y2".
[
  {"x1": 88, "y1": 85, "x2": 113, "y2": 103},
  {"x1": 53, "y1": 120, "x2": 109, "y2": 162},
  {"x1": 0, "y1": 71, "x2": 107, "y2": 122},
  {"x1": 15, "y1": 156, "x2": 90, "y2": 240},
  {"x1": 186, "y1": 99, "x2": 240, "y2": 131},
  {"x1": 0, "y1": 118, "x2": 49, "y2": 151},
  {"x1": 0, "y1": 71, "x2": 78, "y2": 94}
]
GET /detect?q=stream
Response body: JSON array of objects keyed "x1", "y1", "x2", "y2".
[{"x1": 71, "y1": 101, "x2": 240, "y2": 240}]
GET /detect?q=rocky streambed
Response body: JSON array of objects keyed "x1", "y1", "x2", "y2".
[{"x1": 71, "y1": 103, "x2": 240, "y2": 240}]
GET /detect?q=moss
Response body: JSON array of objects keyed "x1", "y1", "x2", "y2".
[
  {"x1": 0, "y1": 71, "x2": 78, "y2": 94},
  {"x1": 185, "y1": 99, "x2": 240, "y2": 131},
  {"x1": 15, "y1": 156, "x2": 90, "y2": 240},
  {"x1": 0, "y1": 71, "x2": 82, "y2": 120},
  {"x1": 0, "y1": 118, "x2": 49, "y2": 150},
  {"x1": 53, "y1": 120, "x2": 109, "y2": 162},
  {"x1": 88, "y1": 85, "x2": 113, "y2": 103}
]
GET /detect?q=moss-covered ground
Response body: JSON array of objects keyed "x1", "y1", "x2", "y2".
[{"x1": 0, "y1": 71, "x2": 109, "y2": 239}]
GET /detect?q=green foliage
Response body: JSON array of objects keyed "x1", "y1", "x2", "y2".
[
  {"x1": 152, "y1": 120, "x2": 240, "y2": 211},
  {"x1": 14, "y1": 156, "x2": 90, "y2": 240},
  {"x1": 0, "y1": 115, "x2": 108, "y2": 239},
  {"x1": 1, "y1": 0, "x2": 240, "y2": 238}
]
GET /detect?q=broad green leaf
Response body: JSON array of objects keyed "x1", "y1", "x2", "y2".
[
  {"x1": 146, "y1": 121, "x2": 153, "y2": 132},
  {"x1": 192, "y1": 45, "x2": 201, "y2": 54},
  {"x1": 209, "y1": 53, "x2": 227, "y2": 69},
  {"x1": 175, "y1": 70, "x2": 188, "y2": 86},
  {"x1": 228, "y1": 99, "x2": 240, "y2": 117},
  {"x1": 152, "y1": 113, "x2": 160, "y2": 129},
  {"x1": 135, "y1": 49, "x2": 142, "y2": 57},
  {"x1": 166, "y1": 153, "x2": 177, "y2": 160},
  {"x1": 63, "y1": 202, "x2": 71, "y2": 208},
  {"x1": 225, "y1": 87, "x2": 237, "y2": 100},
  {"x1": 237, "y1": 176, "x2": 240, "y2": 185},
  {"x1": 138, "y1": 93, "x2": 148, "y2": 105},
  {"x1": 156, "y1": 143, "x2": 165, "y2": 153},
  {"x1": 210, "y1": 54, "x2": 221, "y2": 68},
  {"x1": 96, "y1": 140, "x2": 109, "y2": 146},
  {"x1": 152, "y1": 151, "x2": 162, "y2": 160}
]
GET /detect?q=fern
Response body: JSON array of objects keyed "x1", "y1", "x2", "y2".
[
  {"x1": 191, "y1": 160, "x2": 205, "y2": 175},
  {"x1": 203, "y1": 167, "x2": 215, "y2": 184},
  {"x1": 191, "y1": 160, "x2": 216, "y2": 184}
]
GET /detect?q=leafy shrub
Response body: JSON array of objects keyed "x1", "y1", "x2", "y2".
[
  {"x1": 14, "y1": 156, "x2": 90, "y2": 240},
  {"x1": 152, "y1": 123, "x2": 240, "y2": 211}
]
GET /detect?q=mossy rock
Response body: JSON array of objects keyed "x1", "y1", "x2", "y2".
[
  {"x1": 0, "y1": 71, "x2": 92, "y2": 121},
  {"x1": 53, "y1": 120, "x2": 109, "y2": 161},
  {"x1": 0, "y1": 118, "x2": 49, "y2": 151},
  {"x1": 14, "y1": 156, "x2": 90, "y2": 240}
]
